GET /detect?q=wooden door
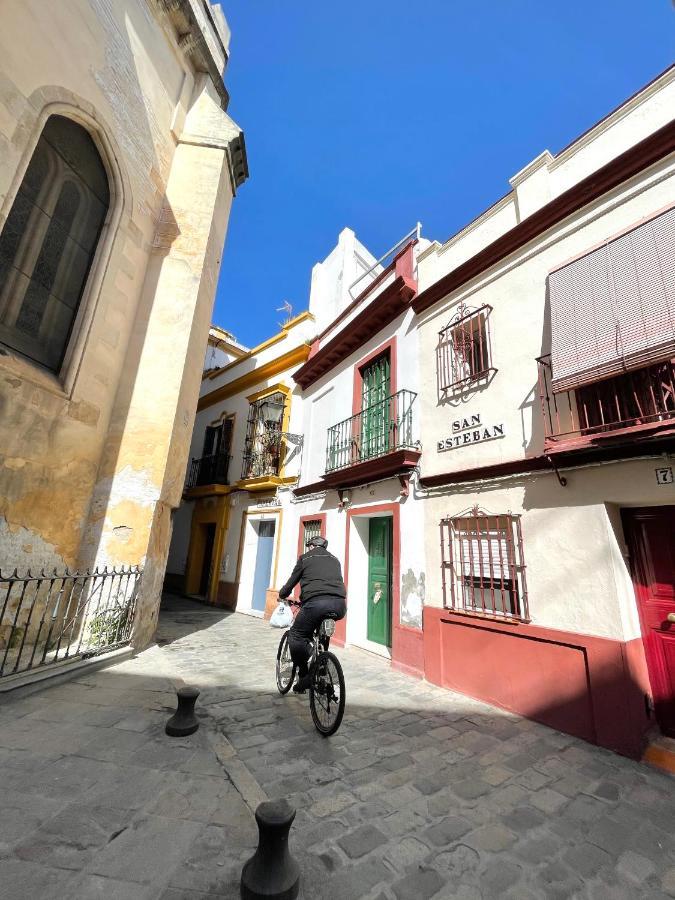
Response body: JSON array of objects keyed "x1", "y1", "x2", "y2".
[
  {"x1": 623, "y1": 506, "x2": 675, "y2": 737},
  {"x1": 367, "y1": 517, "x2": 392, "y2": 646}
]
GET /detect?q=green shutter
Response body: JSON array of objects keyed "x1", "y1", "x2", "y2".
[{"x1": 361, "y1": 354, "x2": 390, "y2": 461}]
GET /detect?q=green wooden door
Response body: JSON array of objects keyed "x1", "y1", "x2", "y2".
[
  {"x1": 361, "y1": 354, "x2": 390, "y2": 460},
  {"x1": 367, "y1": 517, "x2": 392, "y2": 646}
]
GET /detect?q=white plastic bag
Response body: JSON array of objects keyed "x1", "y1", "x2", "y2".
[{"x1": 270, "y1": 601, "x2": 293, "y2": 628}]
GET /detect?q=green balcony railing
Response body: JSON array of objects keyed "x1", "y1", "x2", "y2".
[{"x1": 325, "y1": 389, "x2": 418, "y2": 474}]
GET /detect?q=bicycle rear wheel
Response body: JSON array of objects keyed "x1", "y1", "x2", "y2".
[
  {"x1": 309, "y1": 651, "x2": 345, "y2": 736},
  {"x1": 276, "y1": 631, "x2": 296, "y2": 694}
]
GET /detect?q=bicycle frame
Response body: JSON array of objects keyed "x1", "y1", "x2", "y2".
[{"x1": 287, "y1": 599, "x2": 333, "y2": 663}]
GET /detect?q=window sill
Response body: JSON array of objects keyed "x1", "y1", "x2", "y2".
[
  {"x1": 441, "y1": 607, "x2": 530, "y2": 626},
  {"x1": 0, "y1": 346, "x2": 69, "y2": 400},
  {"x1": 440, "y1": 367, "x2": 498, "y2": 393}
]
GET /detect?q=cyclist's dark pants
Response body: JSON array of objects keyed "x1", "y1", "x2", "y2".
[{"x1": 288, "y1": 595, "x2": 346, "y2": 677}]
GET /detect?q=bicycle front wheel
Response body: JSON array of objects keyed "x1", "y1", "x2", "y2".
[
  {"x1": 309, "y1": 651, "x2": 345, "y2": 736},
  {"x1": 276, "y1": 631, "x2": 296, "y2": 694}
]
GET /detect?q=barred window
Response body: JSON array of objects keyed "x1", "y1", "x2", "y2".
[
  {"x1": 302, "y1": 519, "x2": 322, "y2": 547},
  {"x1": 440, "y1": 509, "x2": 529, "y2": 620},
  {"x1": 242, "y1": 391, "x2": 286, "y2": 479},
  {"x1": 437, "y1": 304, "x2": 494, "y2": 392},
  {"x1": 0, "y1": 116, "x2": 110, "y2": 372}
]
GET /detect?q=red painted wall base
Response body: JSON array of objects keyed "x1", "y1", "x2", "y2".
[{"x1": 423, "y1": 607, "x2": 653, "y2": 760}]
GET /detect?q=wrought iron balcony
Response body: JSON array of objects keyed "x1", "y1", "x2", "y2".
[
  {"x1": 326, "y1": 389, "x2": 418, "y2": 474},
  {"x1": 537, "y1": 355, "x2": 675, "y2": 450},
  {"x1": 186, "y1": 453, "x2": 231, "y2": 489},
  {"x1": 241, "y1": 429, "x2": 283, "y2": 481}
]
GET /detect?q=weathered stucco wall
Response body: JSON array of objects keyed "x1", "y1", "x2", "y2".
[{"x1": 0, "y1": 0, "x2": 246, "y2": 649}]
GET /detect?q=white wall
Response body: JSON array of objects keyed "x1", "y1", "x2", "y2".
[
  {"x1": 417, "y1": 161, "x2": 675, "y2": 482},
  {"x1": 421, "y1": 455, "x2": 674, "y2": 641},
  {"x1": 298, "y1": 306, "x2": 420, "y2": 490},
  {"x1": 308, "y1": 227, "x2": 379, "y2": 335},
  {"x1": 413, "y1": 68, "x2": 675, "y2": 646}
]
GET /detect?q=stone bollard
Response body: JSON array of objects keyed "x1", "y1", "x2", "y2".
[
  {"x1": 240, "y1": 800, "x2": 300, "y2": 900},
  {"x1": 165, "y1": 686, "x2": 200, "y2": 737}
]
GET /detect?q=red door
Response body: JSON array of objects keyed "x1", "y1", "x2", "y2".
[{"x1": 623, "y1": 507, "x2": 675, "y2": 737}]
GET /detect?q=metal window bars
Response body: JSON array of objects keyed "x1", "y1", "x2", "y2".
[
  {"x1": 437, "y1": 304, "x2": 496, "y2": 393},
  {"x1": 537, "y1": 355, "x2": 675, "y2": 444},
  {"x1": 325, "y1": 389, "x2": 418, "y2": 473},
  {"x1": 241, "y1": 392, "x2": 287, "y2": 480},
  {"x1": 0, "y1": 565, "x2": 141, "y2": 679},
  {"x1": 302, "y1": 520, "x2": 323, "y2": 547},
  {"x1": 440, "y1": 508, "x2": 529, "y2": 622}
]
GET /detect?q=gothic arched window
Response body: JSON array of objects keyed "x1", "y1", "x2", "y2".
[{"x1": 0, "y1": 115, "x2": 110, "y2": 372}]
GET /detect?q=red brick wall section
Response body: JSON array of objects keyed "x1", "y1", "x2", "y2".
[{"x1": 423, "y1": 607, "x2": 653, "y2": 759}]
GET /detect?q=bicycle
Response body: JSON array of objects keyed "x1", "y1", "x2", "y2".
[{"x1": 275, "y1": 600, "x2": 346, "y2": 736}]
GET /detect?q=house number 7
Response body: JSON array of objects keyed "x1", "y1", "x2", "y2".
[{"x1": 656, "y1": 467, "x2": 674, "y2": 485}]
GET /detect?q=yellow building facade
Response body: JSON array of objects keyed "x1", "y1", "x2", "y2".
[{"x1": 0, "y1": 0, "x2": 248, "y2": 658}]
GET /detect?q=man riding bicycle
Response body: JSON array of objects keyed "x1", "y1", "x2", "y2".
[{"x1": 278, "y1": 535, "x2": 346, "y2": 694}]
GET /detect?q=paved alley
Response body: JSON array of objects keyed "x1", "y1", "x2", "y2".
[{"x1": 0, "y1": 596, "x2": 674, "y2": 900}]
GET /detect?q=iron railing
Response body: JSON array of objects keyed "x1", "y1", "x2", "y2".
[
  {"x1": 0, "y1": 566, "x2": 141, "y2": 679},
  {"x1": 537, "y1": 355, "x2": 675, "y2": 446},
  {"x1": 325, "y1": 389, "x2": 418, "y2": 473},
  {"x1": 186, "y1": 453, "x2": 231, "y2": 489},
  {"x1": 241, "y1": 429, "x2": 284, "y2": 480}
]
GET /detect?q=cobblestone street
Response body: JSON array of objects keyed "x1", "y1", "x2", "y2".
[{"x1": 1, "y1": 596, "x2": 674, "y2": 899}]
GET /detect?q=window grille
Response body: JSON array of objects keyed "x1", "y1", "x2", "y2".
[
  {"x1": 0, "y1": 116, "x2": 110, "y2": 372},
  {"x1": 437, "y1": 304, "x2": 495, "y2": 392},
  {"x1": 302, "y1": 519, "x2": 322, "y2": 547},
  {"x1": 440, "y1": 508, "x2": 529, "y2": 621},
  {"x1": 242, "y1": 392, "x2": 286, "y2": 480}
]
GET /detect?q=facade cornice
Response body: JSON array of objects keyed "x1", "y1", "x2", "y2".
[
  {"x1": 419, "y1": 435, "x2": 675, "y2": 490},
  {"x1": 151, "y1": 0, "x2": 231, "y2": 108},
  {"x1": 413, "y1": 118, "x2": 675, "y2": 318},
  {"x1": 204, "y1": 311, "x2": 313, "y2": 381},
  {"x1": 293, "y1": 275, "x2": 415, "y2": 390},
  {"x1": 550, "y1": 63, "x2": 675, "y2": 170},
  {"x1": 197, "y1": 344, "x2": 310, "y2": 411}
]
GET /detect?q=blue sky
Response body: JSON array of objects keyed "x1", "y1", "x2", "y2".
[{"x1": 215, "y1": 2, "x2": 674, "y2": 348}]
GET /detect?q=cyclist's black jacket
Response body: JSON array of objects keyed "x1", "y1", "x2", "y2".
[{"x1": 278, "y1": 547, "x2": 346, "y2": 604}]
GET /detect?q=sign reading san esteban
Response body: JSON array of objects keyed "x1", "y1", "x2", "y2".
[{"x1": 437, "y1": 413, "x2": 505, "y2": 452}]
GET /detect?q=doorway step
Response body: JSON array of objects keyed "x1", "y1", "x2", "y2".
[{"x1": 643, "y1": 734, "x2": 675, "y2": 776}]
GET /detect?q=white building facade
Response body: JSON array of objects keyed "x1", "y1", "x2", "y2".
[
  {"x1": 413, "y1": 65, "x2": 675, "y2": 758},
  {"x1": 289, "y1": 228, "x2": 428, "y2": 675}
]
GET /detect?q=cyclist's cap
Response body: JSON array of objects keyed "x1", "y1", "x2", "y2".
[{"x1": 306, "y1": 536, "x2": 328, "y2": 549}]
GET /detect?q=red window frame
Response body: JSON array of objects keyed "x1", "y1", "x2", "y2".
[
  {"x1": 294, "y1": 513, "x2": 327, "y2": 598},
  {"x1": 352, "y1": 337, "x2": 397, "y2": 416}
]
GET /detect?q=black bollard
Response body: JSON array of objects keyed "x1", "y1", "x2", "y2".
[
  {"x1": 165, "y1": 686, "x2": 200, "y2": 737},
  {"x1": 240, "y1": 800, "x2": 300, "y2": 900}
]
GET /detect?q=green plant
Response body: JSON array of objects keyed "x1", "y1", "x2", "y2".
[{"x1": 87, "y1": 603, "x2": 131, "y2": 648}]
